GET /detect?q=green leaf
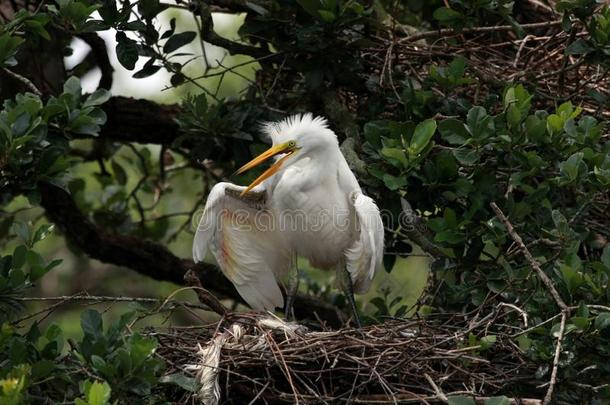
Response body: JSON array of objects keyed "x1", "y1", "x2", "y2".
[
  {"x1": 363, "y1": 121, "x2": 388, "y2": 148},
  {"x1": 115, "y1": 32, "x2": 139, "y2": 70},
  {"x1": 439, "y1": 119, "x2": 468, "y2": 145},
  {"x1": 565, "y1": 39, "x2": 593, "y2": 55},
  {"x1": 466, "y1": 106, "x2": 494, "y2": 139},
  {"x1": 160, "y1": 373, "x2": 197, "y2": 392},
  {"x1": 12, "y1": 222, "x2": 31, "y2": 245},
  {"x1": 138, "y1": 0, "x2": 166, "y2": 20},
  {"x1": 448, "y1": 396, "x2": 476, "y2": 405},
  {"x1": 111, "y1": 160, "x2": 127, "y2": 185},
  {"x1": 409, "y1": 119, "x2": 436, "y2": 155},
  {"x1": 163, "y1": 31, "x2": 197, "y2": 54},
  {"x1": 129, "y1": 333, "x2": 157, "y2": 367},
  {"x1": 484, "y1": 397, "x2": 511, "y2": 405},
  {"x1": 382, "y1": 174, "x2": 407, "y2": 191},
  {"x1": 83, "y1": 89, "x2": 111, "y2": 107},
  {"x1": 170, "y1": 73, "x2": 185, "y2": 87},
  {"x1": 86, "y1": 380, "x2": 111, "y2": 405},
  {"x1": 64, "y1": 76, "x2": 82, "y2": 96},
  {"x1": 595, "y1": 312, "x2": 610, "y2": 331},
  {"x1": 480, "y1": 335, "x2": 497, "y2": 350},
  {"x1": 506, "y1": 105, "x2": 521, "y2": 129},
  {"x1": 160, "y1": 18, "x2": 176, "y2": 39},
  {"x1": 25, "y1": 250, "x2": 45, "y2": 281},
  {"x1": 0, "y1": 33, "x2": 24, "y2": 67},
  {"x1": 8, "y1": 267, "x2": 25, "y2": 287},
  {"x1": 560, "y1": 264, "x2": 583, "y2": 293},
  {"x1": 318, "y1": 9, "x2": 336, "y2": 23},
  {"x1": 32, "y1": 224, "x2": 54, "y2": 245},
  {"x1": 546, "y1": 114, "x2": 563, "y2": 135},
  {"x1": 452, "y1": 148, "x2": 479, "y2": 165},
  {"x1": 12, "y1": 245, "x2": 27, "y2": 270},
  {"x1": 81, "y1": 309, "x2": 103, "y2": 339},
  {"x1": 559, "y1": 152, "x2": 585, "y2": 183},
  {"x1": 297, "y1": 0, "x2": 324, "y2": 18},
  {"x1": 381, "y1": 147, "x2": 407, "y2": 168},
  {"x1": 133, "y1": 63, "x2": 162, "y2": 79},
  {"x1": 31, "y1": 359, "x2": 55, "y2": 380},
  {"x1": 525, "y1": 115, "x2": 546, "y2": 141},
  {"x1": 433, "y1": 7, "x2": 463, "y2": 24}
]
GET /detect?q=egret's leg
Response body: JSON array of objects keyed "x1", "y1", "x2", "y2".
[
  {"x1": 338, "y1": 264, "x2": 362, "y2": 328},
  {"x1": 284, "y1": 254, "x2": 299, "y2": 321}
]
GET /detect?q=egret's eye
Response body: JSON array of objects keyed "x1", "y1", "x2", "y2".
[{"x1": 287, "y1": 141, "x2": 296, "y2": 148}]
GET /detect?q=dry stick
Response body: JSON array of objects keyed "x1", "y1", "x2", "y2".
[
  {"x1": 3, "y1": 67, "x2": 43, "y2": 96},
  {"x1": 184, "y1": 270, "x2": 229, "y2": 316},
  {"x1": 424, "y1": 373, "x2": 448, "y2": 402},
  {"x1": 490, "y1": 202, "x2": 569, "y2": 405},
  {"x1": 399, "y1": 20, "x2": 562, "y2": 44}
]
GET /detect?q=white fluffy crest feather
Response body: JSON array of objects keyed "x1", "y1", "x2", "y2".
[{"x1": 261, "y1": 113, "x2": 331, "y2": 145}]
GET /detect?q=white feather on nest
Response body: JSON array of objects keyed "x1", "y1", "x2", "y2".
[{"x1": 185, "y1": 314, "x2": 306, "y2": 405}]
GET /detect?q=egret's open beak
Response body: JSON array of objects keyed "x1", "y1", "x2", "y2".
[{"x1": 236, "y1": 141, "x2": 296, "y2": 196}]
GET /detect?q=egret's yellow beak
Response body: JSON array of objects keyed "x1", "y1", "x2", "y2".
[{"x1": 236, "y1": 141, "x2": 296, "y2": 196}]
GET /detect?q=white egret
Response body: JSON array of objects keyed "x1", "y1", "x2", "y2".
[{"x1": 193, "y1": 114, "x2": 384, "y2": 325}]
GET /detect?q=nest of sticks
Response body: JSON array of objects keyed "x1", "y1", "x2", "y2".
[
  {"x1": 152, "y1": 310, "x2": 541, "y2": 404},
  {"x1": 354, "y1": 6, "x2": 610, "y2": 122}
]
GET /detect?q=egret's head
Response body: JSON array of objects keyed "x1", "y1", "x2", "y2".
[{"x1": 236, "y1": 113, "x2": 337, "y2": 195}]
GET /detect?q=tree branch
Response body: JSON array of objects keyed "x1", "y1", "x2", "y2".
[
  {"x1": 78, "y1": 32, "x2": 114, "y2": 90},
  {"x1": 98, "y1": 97, "x2": 181, "y2": 144},
  {"x1": 38, "y1": 181, "x2": 344, "y2": 326},
  {"x1": 196, "y1": 1, "x2": 271, "y2": 59}
]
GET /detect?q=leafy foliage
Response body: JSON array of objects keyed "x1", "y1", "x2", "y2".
[{"x1": 0, "y1": 77, "x2": 109, "y2": 204}]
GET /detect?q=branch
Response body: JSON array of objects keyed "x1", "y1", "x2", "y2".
[
  {"x1": 490, "y1": 202, "x2": 570, "y2": 405},
  {"x1": 2, "y1": 67, "x2": 42, "y2": 96},
  {"x1": 399, "y1": 20, "x2": 562, "y2": 44},
  {"x1": 490, "y1": 202, "x2": 567, "y2": 311},
  {"x1": 196, "y1": 1, "x2": 271, "y2": 59},
  {"x1": 401, "y1": 198, "x2": 449, "y2": 259},
  {"x1": 184, "y1": 269, "x2": 228, "y2": 316},
  {"x1": 38, "y1": 181, "x2": 344, "y2": 326},
  {"x1": 78, "y1": 32, "x2": 114, "y2": 90},
  {"x1": 98, "y1": 97, "x2": 181, "y2": 144}
]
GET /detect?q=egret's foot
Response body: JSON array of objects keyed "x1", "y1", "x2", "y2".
[
  {"x1": 345, "y1": 291, "x2": 362, "y2": 329},
  {"x1": 284, "y1": 299, "x2": 296, "y2": 322},
  {"x1": 339, "y1": 266, "x2": 362, "y2": 329}
]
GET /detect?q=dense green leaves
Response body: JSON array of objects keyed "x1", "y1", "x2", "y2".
[{"x1": 1, "y1": 77, "x2": 110, "y2": 203}]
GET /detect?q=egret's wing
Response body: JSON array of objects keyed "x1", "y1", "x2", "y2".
[
  {"x1": 193, "y1": 182, "x2": 290, "y2": 310},
  {"x1": 345, "y1": 193, "x2": 384, "y2": 293}
]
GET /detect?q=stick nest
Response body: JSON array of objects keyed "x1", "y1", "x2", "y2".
[{"x1": 152, "y1": 312, "x2": 539, "y2": 404}]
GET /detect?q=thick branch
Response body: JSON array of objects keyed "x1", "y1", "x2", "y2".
[
  {"x1": 197, "y1": 2, "x2": 270, "y2": 59},
  {"x1": 38, "y1": 182, "x2": 344, "y2": 326},
  {"x1": 78, "y1": 32, "x2": 114, "y2": 90},
  {"x1": 99, "y1": 97, "x2": 181, "y2": 144}
]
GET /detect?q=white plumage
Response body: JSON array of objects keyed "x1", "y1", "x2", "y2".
[{"x1": 193, "y1": 114, "x2": 384, "y2": 312}]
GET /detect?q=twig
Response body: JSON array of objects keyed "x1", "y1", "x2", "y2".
[
  {"x1": 2, "y1": 67, "x2": 42, "y2": 96},
  {"x1": 490, "y1": 202, "x2": 570, "y2": 405},
  {"x1": 424, "y1": 373, "x2": 448, "y2": 402},
  {"x1": 543, "y1": 311, "x2": 567, "y2": 405},
  {"x1": 184, "y1": 270, "x2": 229, "y2": 316},
  {"x1": 490, "y1": 202, "x2": 567, "y2": 311},
  {"x1": 399, "y1": 20, "x2": 562, "y2": 44}
]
